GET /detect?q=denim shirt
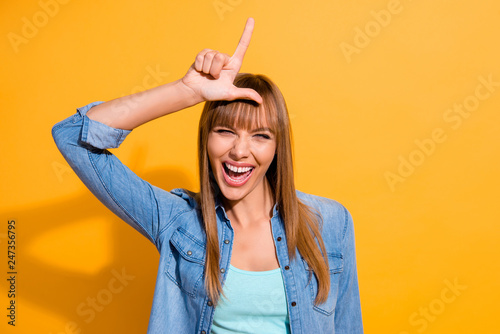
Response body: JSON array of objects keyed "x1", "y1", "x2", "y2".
[{"x1": 51, "y1": 101, "x2": 364, "y2": 334}]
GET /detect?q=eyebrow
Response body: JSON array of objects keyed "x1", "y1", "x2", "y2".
[
  {"x1": 214, "y1": 125, "x2": 275, "y2": 134},
  {"x1": 251, "y1": 127, "x2": 274, "y2": 134}
]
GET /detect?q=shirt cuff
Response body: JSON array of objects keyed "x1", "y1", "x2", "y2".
[{"x1": 77, "y1": 101, "x2": 133, "y2": 149}]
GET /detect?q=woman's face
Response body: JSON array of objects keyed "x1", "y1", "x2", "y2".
[{"x1": 207, "y1": 116, "x2": 276, "y2": 203}]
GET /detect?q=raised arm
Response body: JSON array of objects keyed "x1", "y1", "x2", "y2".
[
  {"x1": 52, "y1": 18, "x2": 261, "y2": 248},
  {"x1": 86, "y1": 17, "x2": 262, "y2": 130}
]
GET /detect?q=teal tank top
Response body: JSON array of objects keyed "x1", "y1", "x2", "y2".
[{"x1": 211, "y1": 264, "x2": 291, "y2": 334}]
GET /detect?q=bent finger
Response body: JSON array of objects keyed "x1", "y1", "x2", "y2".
[
  {"x1": 194, "y1": 49, "x2": 213, "y2": 72},
  {"x1": 202, "y1": 51, "x2": 219, "y2": 74},
  {"x1": 210, "y1": 53, "x2": 230, "y2": 79}
]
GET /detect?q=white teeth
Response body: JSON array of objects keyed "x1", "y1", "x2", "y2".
[{"x1": 225, "y1": 162, "x2": 253, "y2": 173}]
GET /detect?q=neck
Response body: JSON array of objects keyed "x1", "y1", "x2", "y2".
[{"x1": 222, "y1": 179, "x2": 275, "y2": 229}]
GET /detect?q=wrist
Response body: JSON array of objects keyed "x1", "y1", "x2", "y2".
[{"x1": 174, "y1": 78, "x2": 205, "y2": 107}]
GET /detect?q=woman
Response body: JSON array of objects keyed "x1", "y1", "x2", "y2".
[{"x1": 52, "y1": 18, "x2": 363, "y2": 333}]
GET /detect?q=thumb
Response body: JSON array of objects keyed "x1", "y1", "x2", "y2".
[{"x1": 229, "y1": 87, "x2": 263, "y2": 104}]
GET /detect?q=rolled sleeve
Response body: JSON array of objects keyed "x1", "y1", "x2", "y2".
[{"x1": 77, "y1": 101, "x2": 132, "y2": 149}]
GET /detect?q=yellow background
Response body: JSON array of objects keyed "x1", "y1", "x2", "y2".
[{"x1": 1, "y1": 0, "x2": 499, "y2": 333}]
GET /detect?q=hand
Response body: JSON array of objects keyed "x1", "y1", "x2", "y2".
[{"x1": 180, "y1": 18, "x2": 263, "y2": 104}]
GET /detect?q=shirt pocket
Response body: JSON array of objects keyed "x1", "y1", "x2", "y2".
[
  {"x1": 165, "y1": 227, "x2": 206, "y2": 298},
  {"x1": 302, "y1": 253, "x2": 344, "y2": 316}
]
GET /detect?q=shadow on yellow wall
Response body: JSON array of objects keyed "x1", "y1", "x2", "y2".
[{"x1": 1, "y1": 158, "x2": 195, "y2": 333}]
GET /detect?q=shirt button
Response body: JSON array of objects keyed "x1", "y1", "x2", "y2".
[
  {"x1": 201, "y1": 331, "x2": 206, "y2": 334},
  {"x1": 220, "y1": 268, "x2": 225, "y2": 273},
  {"x1": 291, "y1": 302, "x2": 297, "y2": 307},
  {"x1": 187, "y1": 250, "x2": 192, "y2": 256},
  {"x1": 224, "y1": 239, "x2": 230, "y2": 244},
  {"x1": 277, "y1": 237, "x2": 282, "y2": 241},
  {"x1": 284, "y1": 265, "x2": 290, "y2": 270},
  {"x1": 207, "y1": 301, "x2": 213, "y2": 306}
]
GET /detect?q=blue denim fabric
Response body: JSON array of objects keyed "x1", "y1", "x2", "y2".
[{"x1": 52, "y1": 101, "x2": 364, "y2": 334}]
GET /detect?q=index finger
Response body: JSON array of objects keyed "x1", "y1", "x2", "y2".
[{"x1": 232, "y1": 17, "x2": 255, "y2": 62}]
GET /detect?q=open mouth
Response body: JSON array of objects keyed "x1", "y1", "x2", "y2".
[{"x1": 222, "y1": 162, "x2": 254, "y2": 186}]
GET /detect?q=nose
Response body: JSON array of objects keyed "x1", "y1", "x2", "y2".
[{"x1": 229, "y1": 136, "x2": 250, "y2": 160}]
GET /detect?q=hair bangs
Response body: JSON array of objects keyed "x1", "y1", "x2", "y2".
[{"x1": 209, "y1": 98, "x2": 278, "y2": 136}]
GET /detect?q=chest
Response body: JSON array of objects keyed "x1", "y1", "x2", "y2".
[{"x1": 229, "y1": 223, "x2": 280, "y2": 271}]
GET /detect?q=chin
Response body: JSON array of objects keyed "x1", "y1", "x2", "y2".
[{"x1": 218, "y1": 186, "x2": 249, "y2": 202}]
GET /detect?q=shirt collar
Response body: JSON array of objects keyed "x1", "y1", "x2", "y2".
[
  {"x1": 272, "y1": 202, "x2": 279, "y2": 218},
  {"x1": 214, "y1": 195, "x2": 230, "y2": 222}
]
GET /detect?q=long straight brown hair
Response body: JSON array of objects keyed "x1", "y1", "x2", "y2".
[{"x1": 197, "y1": 73, "x2": 330, "y2": 306}]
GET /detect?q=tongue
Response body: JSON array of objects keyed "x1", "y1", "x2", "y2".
[{"x1": 228, "y1": 169, "x2": 250, "y2": 180}]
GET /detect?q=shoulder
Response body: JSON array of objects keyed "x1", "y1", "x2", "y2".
[
  {"x1": 296, "y1": 190, "x2": 349, "y2": 219},
  {"x1": 157, "y1": 188, "x2": 204, "y2": 249},
  {"x1": 156, "y1": 187, "x2": 202, "y2": 230},
  {"x1": 169, "y1": 188, "x2": 200, "y2": 209},
  {"x1": 296, "y1": 189, "x2": 352, "y2": 242}
]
